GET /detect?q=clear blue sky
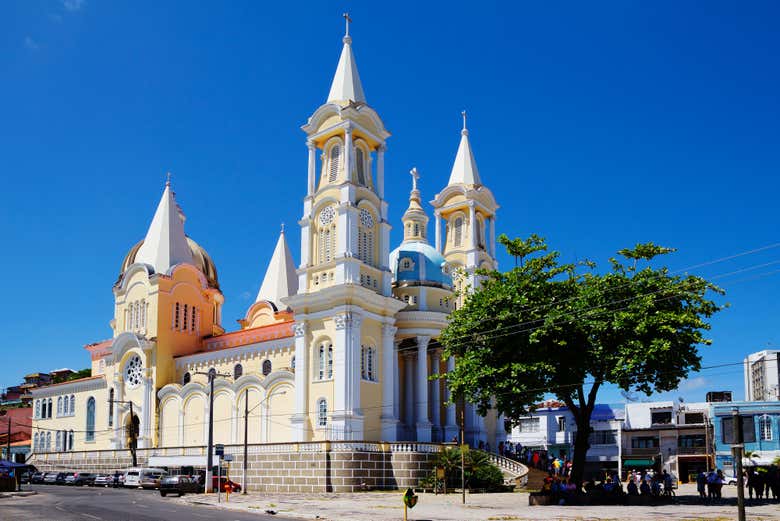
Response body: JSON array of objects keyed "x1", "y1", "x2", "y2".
[{"x1": 2, "y1": 1, "x2": 779, "y2": 405}]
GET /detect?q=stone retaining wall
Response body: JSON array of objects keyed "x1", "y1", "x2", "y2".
[{"x1": 28, "y1": 441, "x2": 441, "y2": 493}]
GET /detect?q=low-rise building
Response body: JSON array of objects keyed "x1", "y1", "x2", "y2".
[
  {"x1": 508, "y1": 401, "x2": 623, "y2": 479},
  {"x1": 711, "y1": 401, "x2": 780, "y2": 473},
  {"x1": 621, "y1": 401, "x2": 712, "y2": 482}
]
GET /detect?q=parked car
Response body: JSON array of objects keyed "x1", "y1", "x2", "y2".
[
  {"x1": 193, "y1": 471, "x2": 241, "y2": 493},
  {"x1": 92, "y1": 474, "x2": 111, "y2": 487},
  {"x1": 31, "y1": 472, "x2": 46, "y2": 484},
  {"x1": 43, "y1": 472, "x2": 59, "y2": 484},
  {"x1": 140, "y1": 470, "x2": 168, "y2": 490},
  {"x1": 159, "y1": 475, "x2": 201, "y2": 497},
  {"x1": 724, "y1": 473, "x2": 738, "y2": 485},
  {"x1": 19, "y1": 472, "x2": 31, "y2": 484},
  {"x1": 55, "y1": 472, "x2": 73, "y2": 485},
  {"x1": 124, "y1": 468, "x2": 166, "y2": 488},
  {"x1": 66, "y1": 472, "x2": 96, "y2": 486}
]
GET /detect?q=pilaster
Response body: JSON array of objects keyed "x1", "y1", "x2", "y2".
[
  {"x1": 415, "y1": 336, "x2": 432, "y2": 442},
  {"x1": 291, "y1": 322, "x2": 309, "y2": 441},
  {"x1": 380, "y1": 324, "x2": 399, "y2": 441}
]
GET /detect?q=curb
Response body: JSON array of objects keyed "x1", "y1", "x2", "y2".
[{"x1": 0, "y1": 491, "x2": 38, "y2": 498}]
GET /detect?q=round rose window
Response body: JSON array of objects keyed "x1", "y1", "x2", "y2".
[{"x1": 124, "y1": 355, "x2": 144, "y2": 388}]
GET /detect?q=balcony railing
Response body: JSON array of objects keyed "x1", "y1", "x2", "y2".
[
  {"x1": 677, "y1": 446, "x2": 707, "y2": 455},
  {"x1": 624, "y1": 447, "x2": 660, "y2": 456}
]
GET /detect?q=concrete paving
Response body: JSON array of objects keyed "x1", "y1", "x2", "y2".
[
  {"x1": 0, "y1": 484, "x2": 294, "y2": 521},
  {"x1": 181, "y1": 483, "x2": 780, "y2": 520}
]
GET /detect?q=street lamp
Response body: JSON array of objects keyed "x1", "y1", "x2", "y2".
[
  {"x1": 195, "y1": 370, "x2": 230, "y2": 493},
  {"x1": 242, "y1": 389, "x2": 287, "y2": 494},
  {"x1": 108, "y1": 398, "x2": 139, "y2": 467}
]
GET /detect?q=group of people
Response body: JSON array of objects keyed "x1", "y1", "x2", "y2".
[
  {"x1": 695, "y1": 469, "x2": 724, "y2": 499},
  {"x1": 625, "y1": 470, "x2": 674, "y2": 497},
  {"x1": 746, "y1": 466, "x2": 780, "y2": 501}
]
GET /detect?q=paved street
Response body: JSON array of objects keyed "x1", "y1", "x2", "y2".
[{"x1": 0, "y1": 484, "x2": 299, "y2": 521}]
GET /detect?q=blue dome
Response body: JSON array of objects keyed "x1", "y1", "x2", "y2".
[{"x1": 389, "y1": 241, "x2": 452, "y2": 288}]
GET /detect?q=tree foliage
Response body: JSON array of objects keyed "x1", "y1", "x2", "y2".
[{"x1": 439, "y1": 235, "x2": 724, "y2": 483}]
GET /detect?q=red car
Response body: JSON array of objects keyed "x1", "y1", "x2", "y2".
[{"x1": 195, "y1": 472, "x2": 241, "y2": 493}]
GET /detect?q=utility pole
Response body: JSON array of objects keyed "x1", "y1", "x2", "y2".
[
  {"x1": 460, "y1": 401, "x2": 466, "y2": 505},
  {"x1": 196, "y1": 370, "x2": 230, "y2": 494},
  {"x1": 732, "y1": 408, "x2": 746, "y2": 521},
  {"x1": 109, "y1": 398, "x2": 138, "y2": 467},
  {"x1": 243, "y1": 387, "x2": 249, "y2": 495}
]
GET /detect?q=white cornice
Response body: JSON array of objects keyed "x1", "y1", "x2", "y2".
[
  {"x1": 30, "y1": 377, "x2": 107, "y2": 398},
  {"x1": 174, "y1": 338, "x2": 294, "y2": 368}
]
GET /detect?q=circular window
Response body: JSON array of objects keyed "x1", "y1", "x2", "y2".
[
  {"x1": 359, "y1": 208, "x2": 374, "y2": 228},
  {"x1": 319, "y1": 206, "x2": 335, "y2": 226},
  {"x1": 124, "y1": 355, "x2": 144, "y2": 388}
]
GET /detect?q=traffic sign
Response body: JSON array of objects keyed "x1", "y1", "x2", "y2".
[{"x1": 215, "y1": 444, "x2": 225, "y2": 456}]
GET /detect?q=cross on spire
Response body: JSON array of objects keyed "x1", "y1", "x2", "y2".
[
  {"x1": 280, "y1": 222, "x2": 285, "y2": 233},
  {"x1": 461, "y1": 110, "x2": 468, "y2": 135},
  {"x1": 409, "y1": 167, "x2": 420, "y2": 191},
  {"x1": 166, "y1": 171, "x2": 172, "y2": 187},
  {"x1": 343, "y1": 12, "x2": 352, "y2": 38}
]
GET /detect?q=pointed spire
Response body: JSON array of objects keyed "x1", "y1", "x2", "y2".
[
  {"x1": 402, "y1": 167, "x2": 430, "y2": 243},
  {"x1": 134, "y1": 179, "x2": 194, "y2": 274},
  {"x1": 447, "y1": 110, "x2": 482, "y2": 186},
  {"x1": 256, "y1": 227, "x2": 299, "y2": 309},
  {"x1": 326, "y1": 13, "x2": 366, "y2": 104}
]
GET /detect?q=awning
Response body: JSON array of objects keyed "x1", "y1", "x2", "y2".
[{"x1": 623, "y1": 459, "x2": 655, "y2": 466}]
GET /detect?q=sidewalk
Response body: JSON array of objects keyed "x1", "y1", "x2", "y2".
[
  {"x1": 0, "y1": 491, "x2": 37, "y2": 499},
  {"x1": 180, "y1": 484, "x2": 780, "y2": 520}
]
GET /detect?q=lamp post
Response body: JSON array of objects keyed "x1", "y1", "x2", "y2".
[
  {"x1": 242, "y1": 389, "x2": 286, "y2": 494},
  {"x1": 195, "y1": 370, "x2": 230, "y2": 493},
  {"x1": 108, "y1": 398, "x2": 138, "y2": 467}
]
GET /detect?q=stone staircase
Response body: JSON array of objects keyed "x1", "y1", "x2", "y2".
[{"x1": 486, "y1": 453, "x2": 530, "y2": 488}]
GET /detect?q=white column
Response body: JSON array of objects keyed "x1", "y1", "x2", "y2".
[
  {"x1": 489, "y1": 216, "x2": 496, "y2": 259},
  {"x1": 434, "y1": 210, "x2": 442, "y2": 253},
  {"x1": 332, "y1": 313, "x2": 363, "y2": 440},
  {"x1": 307, "y1": 140, "x2": 316, "y2": 196},
  {"x1": 393, "y1": 341, "x2": 401, "y2": 422},
  {"x1": 404, "y1": 353, "x2": 415, "y2": 437},
  {"x1": 344, "y1": 125, "x2": 353, "y2": 183},
  {"x1": 381, "y1": 324, "x2": 399, "y2": 440},
  {"x1": 444, "y1": 356, "x2": 458, "y2": 442},
  {"x1": 468, "y1": 203, "x2": 477, "y2": 250},
  {"x1": 416, "y1": 336, "x2": 432, "y2": 442},
  {"x1": 291, "y1": 322, "x2": 309, "y2": 441},
  {"x1": 430, "y1": 350, "x2": 442, "y2": 441},
  {"x1": 377, "y1": 144, "x2": 385, "y2": 199}
]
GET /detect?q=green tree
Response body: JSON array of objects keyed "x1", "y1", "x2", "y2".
[{"x1": 440, "y1": 235, "x2": 723, "y2": 485}]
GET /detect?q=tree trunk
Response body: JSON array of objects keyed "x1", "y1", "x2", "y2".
[{"x1": 570, "y1": 414, "x2": 591, "y2": 486}]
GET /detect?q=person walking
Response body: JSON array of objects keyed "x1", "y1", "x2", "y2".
[{"x1": 696, "y1": 470, "x2": 707, "y2": 499}]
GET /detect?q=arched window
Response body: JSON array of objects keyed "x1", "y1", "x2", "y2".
[
  {"x1": 57, "y1": 430, "x2": 63, "y2": 452},
  {"x1": 453, "y1": 217, "x2": 463, "y2": 247},
  {"x1": 108, "y1": 389, "x2": 114, "y2": 426},
  {"x1": 56, "y1": 397, "x2": 62, "y2": 417},
  {"x1": 360, "y1": 346, "x2": 376, "y2": 381},
  {"x1": 476, "y1": 217, "x2": 485, "y2": 248},
  {"x1": 86, "y1": 397, "x2": 96, "y2": 441},
  {"x1": 35, "y1": 400, "x2": 40, "y2": 419},
  {"x1": 191, "y1": 306, "x2": 197, "y2": 332},
  {"x1": 183, "y1": 372, "x2": 191, "y2": 385},
  {"x1": 183, "y1": 304, "x2": 189, "y2": 331},
  {"x1": 234, "y1": 364, "x2": 244, "y2": 380},
  {"x1": 358, "y1": 209, "x2": 375, "y2": 266},
  {"x1": 317, "y1": 399, "x2": 328, "y2": 427},
  {"x1": 262, "y1": 360, "x2": 272, "y2": 376},
  {"x1": 68, "y1": 430, "x2": 74, "y2": 451},
  {"x1": 759, "y1": 414, "x2": 773, "y2": 440},
  {"x1": 328, "y1": 144, "x2": 341, "y2": 183},
  {"x1": 355, "y1": 147, "x2": 366, "y2": 186},
  {"x1": 47, "y1": 398, "x2": 52, "y2": 418},
  {"x1": 317, "y1": 343, "x2": 333, "y2": 380},
  {"x1": 45, "y1": 432, "x2": 51, "y2": 452},
  {"x1": 174, "y1": 302, "x2": 181, "y2": 330},
  {"x1": 33, "y1": 433, "x2": 38, "y2": 452},
  {"x1": 70, "y1": 395, "x2": 75, "y2": 415}
]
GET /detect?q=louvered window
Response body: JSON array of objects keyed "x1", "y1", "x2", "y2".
[
  {"x1": 454, "y1": 217, "x2": 463, "y2": 247},
  {"x1": 355, "y1": 147, "x2": 366, "y2": 186},
  {"x1": 328, "y1": 145, "x2": 341, "y2": 183}
]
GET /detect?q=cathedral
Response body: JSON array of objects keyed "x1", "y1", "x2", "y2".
[{"x1": 29, "y1": 23, "x2": 501, "y2": 456}]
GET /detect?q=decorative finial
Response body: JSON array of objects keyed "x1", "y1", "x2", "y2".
[
  {"x1": 410, "y1": 167, "x2": 420, "y2": 192},
  {"x1": 166, "y1": 172, "x2": 172, "y2": 187},
  {"x1": 342, "y1": 12, "x2": 352, "y2": 42},
  {"x1": 280, "y1": 222, "x2": 285, "y2": 234},
  {"x1": 461, "y1": 110, "x2": 468, "y2": 136}
]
